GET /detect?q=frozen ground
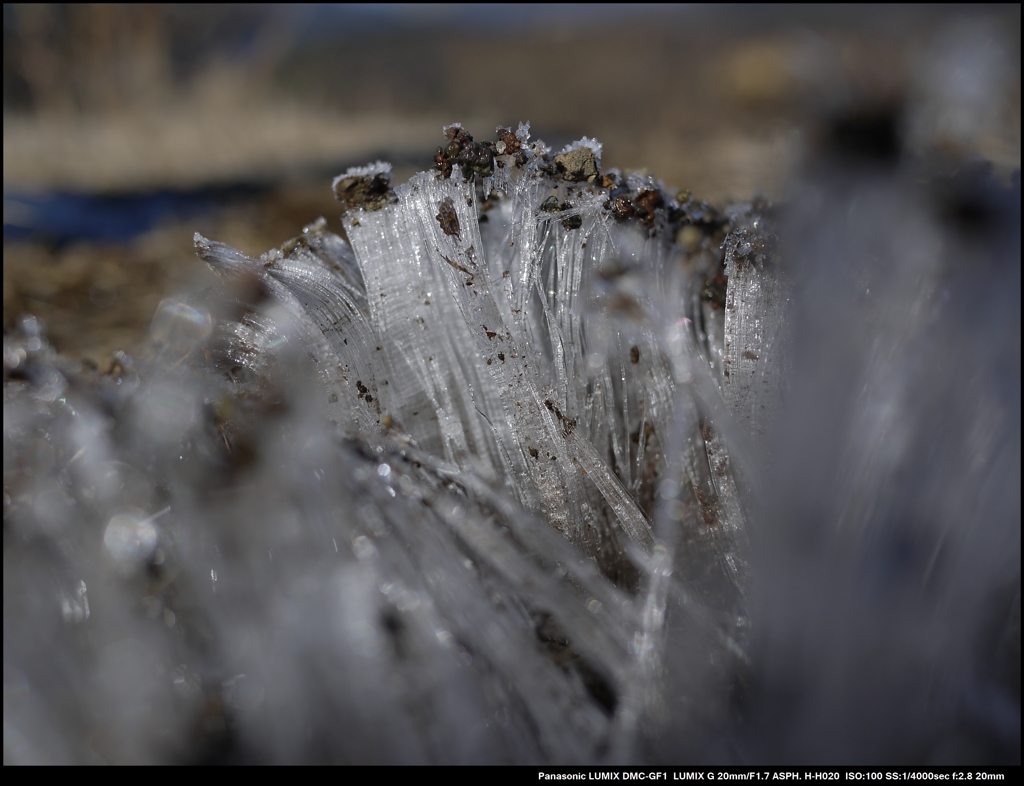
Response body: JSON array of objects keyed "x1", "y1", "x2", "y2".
[
  {"x1": 4, "y1": 109, "x2": 1020, "y2": 762},
  {"x1": 3, "y1": 6, "x2": 1020, "y2": 766}
]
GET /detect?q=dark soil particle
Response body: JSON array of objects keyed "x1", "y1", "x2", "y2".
[{"x1": 333, "y1": 170, "x2": 396, "y2": 213}]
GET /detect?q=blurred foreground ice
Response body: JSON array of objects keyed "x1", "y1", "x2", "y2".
[{"x1": 4, "y1": 110, "x2": 1019, "y2": 763}]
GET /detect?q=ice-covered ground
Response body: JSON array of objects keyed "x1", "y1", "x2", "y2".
[{"x1": 3, "y1": 111, "x2": 1019, "y2": 763}]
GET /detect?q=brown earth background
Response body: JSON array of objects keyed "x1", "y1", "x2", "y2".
[{"x1": 3, "y1": 4, "x2": 1020, "y2": 365}]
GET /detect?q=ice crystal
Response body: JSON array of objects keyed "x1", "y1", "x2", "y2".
[{"x1": 3, "y1": 121, "x2": 1019, "y2": 764}]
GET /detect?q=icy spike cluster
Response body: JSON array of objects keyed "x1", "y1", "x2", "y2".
[
  {"x1": 4, "y1": 122, "x2": 765, "y2": 764},
  {"x1": 5, "y1": 118, "x2": 1019, "y2": 765},
  {"x1": 197, "y1": 122, "x2": 760, "y2": 597}
]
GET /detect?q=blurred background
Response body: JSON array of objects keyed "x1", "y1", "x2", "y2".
[{"x1": 3, "y1": 3, "x2": 1020, "y2": 365}]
